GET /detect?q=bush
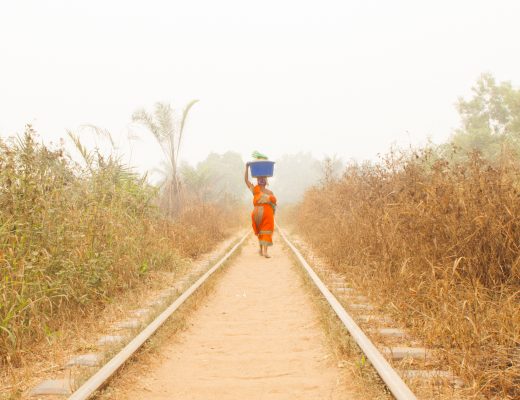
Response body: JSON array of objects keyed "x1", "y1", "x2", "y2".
[
  {"x1": 294, "y1": 146, "x2": 519, "y2": 397},
  {"x1": 0, "y1": 126, "x2": 239, "y2": 364}
]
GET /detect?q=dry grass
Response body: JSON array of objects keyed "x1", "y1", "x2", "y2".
[
  {"x1": 284, "y1": 245, "x2": 392, "y2": 400},
  {"x1": 292, "y1": 147, "x2": 520, "y2": 398},
  {"x1": 1, "y1": 231, "x2": 244, "y2": 399},
  {"x1": 0, "y1": 126, "x2": 242, "y2": 369},
  {"x1": 95, "y1": 241, "x2": 244, "y2": 400}
]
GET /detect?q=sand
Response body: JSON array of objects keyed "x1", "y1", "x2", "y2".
[{"x1": 114, "y1": 237, "x2": 355, "y2": 399}]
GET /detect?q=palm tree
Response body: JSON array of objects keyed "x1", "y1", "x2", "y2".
[{"x1": 131, "y1": 100, "x2": 198, "y2": 215}]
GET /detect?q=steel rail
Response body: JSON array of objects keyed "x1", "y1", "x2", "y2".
[
  {"x1": 67, "y1": 232, "x2": 250, "y2": 400},
  {"x1": 278, "y1": 226, "x2": 418, "y2": 400}
]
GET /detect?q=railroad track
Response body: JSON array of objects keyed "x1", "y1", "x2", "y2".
[{"x1": 29, "y1": 228, "x2": 462, "y2": 399}]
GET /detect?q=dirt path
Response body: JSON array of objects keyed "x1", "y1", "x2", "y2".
[{"x1": 113, "y1": 237, "x2": 356, "y2": 399}]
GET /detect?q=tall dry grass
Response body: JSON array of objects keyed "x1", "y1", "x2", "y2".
[
  {"x1": 0, "y1": 126, "x2": 240, "y2": 366},
  {"x1": 294, "y1": 146, "x2": 519, "y2": 398}
]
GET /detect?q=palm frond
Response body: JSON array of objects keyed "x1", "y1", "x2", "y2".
[
  {"x1": 132, "y1": 109, "x2": 162, "y2": 142},
  {"x1": 80, "y1": 124, "x2": 116, "y2": 148},
  {"x1": 176, "y1": 99, "x2": 199, "y2": 163},
  {"x1": 154, "y1": 102, "x2": 174, "y2": 142}
]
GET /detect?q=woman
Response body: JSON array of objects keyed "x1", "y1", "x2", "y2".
[{"x1": 244, "y1": 163, "x2": 277, "y2": 258}]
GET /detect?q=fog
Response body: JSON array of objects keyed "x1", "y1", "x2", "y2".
[{"x1": 1, "y1": 1, "x2": 520, "y2": 186}]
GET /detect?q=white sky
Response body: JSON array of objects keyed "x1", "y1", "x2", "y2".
[{"x1": 1, "y1": 0, "x2": 520, "y2": 174}]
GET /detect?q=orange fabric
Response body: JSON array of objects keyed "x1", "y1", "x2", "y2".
[{"x1": 251, "y1": 185, "x2": 277, "y2": 246}]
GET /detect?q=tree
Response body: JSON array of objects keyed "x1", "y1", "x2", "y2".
[
  {"x1": 270, "y1": 153, "x2": 323, "y2": 204},
  {"x1": 180, "y1": 151, "x2": 247, "y2": 204},
  {"x1": 131, "y1": 100, "x2": 198, "y2": 215},
  {"x1": 451, "y1": 73, "x2": 520, "y2": 159},
  {"x1": 320, "y1": 155, "x2": 344, "y2": 184}
]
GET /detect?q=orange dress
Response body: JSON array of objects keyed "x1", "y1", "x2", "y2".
[{"x1": 251, "y1": 185, "x2": 277, "y2": 246}]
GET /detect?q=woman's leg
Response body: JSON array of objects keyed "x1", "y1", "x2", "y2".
[{"x1": 263, "y1": 245, "x2": 270, "y2": 258}]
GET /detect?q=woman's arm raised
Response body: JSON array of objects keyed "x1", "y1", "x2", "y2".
[{"x1": 244, "y1": 162, "x2": 253, "y2": 191}]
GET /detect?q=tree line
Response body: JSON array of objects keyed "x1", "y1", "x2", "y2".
[{"x1": 132, "y1": 73, "x2": 520, "y2": 212}]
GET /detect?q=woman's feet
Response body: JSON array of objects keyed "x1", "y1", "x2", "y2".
[{"x1": 259, "y1": 245, "x2": 271, "y2": 258}]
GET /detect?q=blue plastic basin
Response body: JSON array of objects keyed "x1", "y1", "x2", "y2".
[{"x1": 250, "y1": 160, "x2": 275, "y2": 177}]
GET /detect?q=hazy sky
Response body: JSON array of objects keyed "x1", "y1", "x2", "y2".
[{"x1": 1, "y1": 0, "x2": 520, "y2": 174}]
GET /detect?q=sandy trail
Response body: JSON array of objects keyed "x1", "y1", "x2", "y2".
[{"x1": 114, "y1": 237, "x2": 355, "y2": 399}]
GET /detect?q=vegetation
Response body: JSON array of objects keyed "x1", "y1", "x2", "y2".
[
  {"x1": 448, "y1": 72, "x2": 520, "y2": 160},
  {"x1": 292, "y1": 75, "x2": 520, "y2": 398},
  {"x1": 180, "y1": 151, "x2": 247, "y2": 204},
  {"x1": 271, "y1": 152, "x2": 343, "y2": 203},
  {"x1": 0, "y1": 126, "x2": 239, "y2": 366},
  {"x1": 132, "y1": 100, "x2": 199, "y2": 216}
]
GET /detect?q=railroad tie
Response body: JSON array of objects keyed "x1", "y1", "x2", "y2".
[
  {"x1": 65, "y1": 353, "x2": 102, "y2": 368},
  {"x1": 97, "y1": 335, "x2": 125, "y2": 346},
  {"x1": 146, "y1": 298, "x2": 166, "y2": 307},
  {"x1": 349, "y1": 303, "x2": 375, "y2": 311},
  {"x1": 334, "y1": 287, "x2": 354, "y2": 293},
  {"x1": 112, "y1": 319, "x2": 141, "y2": 330},
  {"x1": 399, "y1": 369, "x2": 464, "y2": 388},
  {"x1": 383, "y1": 346, "x2": 428, "y2": 361},
  {"x1": 357, "y1": 314, "x2": 393, "y2": 324},
  {"x1": 29, "y1": 379, "x2": 74, "y2": 396},
  {"x1": 376, "y1": 328, "x2": 407, "y2": 338},
  {"x1": 131, "y1": 308, "x2": 152, "y2": 317}
]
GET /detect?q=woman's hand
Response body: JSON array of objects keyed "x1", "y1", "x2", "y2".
[{"x1": 244, "y1": 162, "x2": 253, "y2": 189}]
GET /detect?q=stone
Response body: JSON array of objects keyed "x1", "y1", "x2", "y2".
[
  {"x1": 29, "y1": 379, "x2": 74, "y2": 396},
  {"x1": 113, "y1": 319, "x2": 140, "y2": 330},
  {"x1": 97, "y1": 335, "x2": 125, "y2": 346},
  {"x1": 383, "y1": 346, "x2": 428, "y2": 360},
  {"x1": 65, "y1": 353, "x2": 101, "y2": 367}
]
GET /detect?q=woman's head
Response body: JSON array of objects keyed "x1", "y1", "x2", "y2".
[{"x1": 257, "y1": 176, "x2": 267, "y2": 186}]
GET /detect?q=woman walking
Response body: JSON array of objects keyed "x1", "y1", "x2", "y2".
[{"x1": 245, "y1": 162, "x2": 277, "y2": 258}]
